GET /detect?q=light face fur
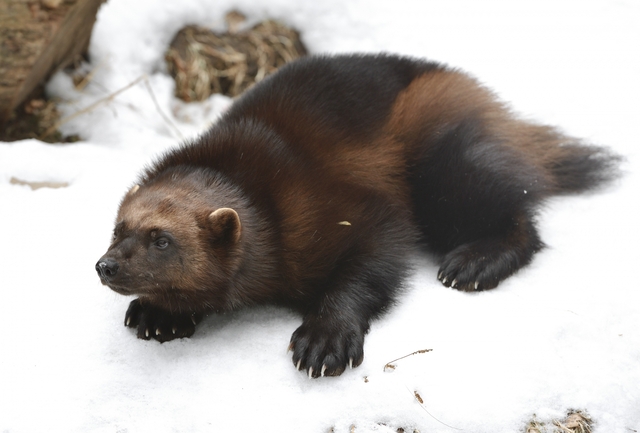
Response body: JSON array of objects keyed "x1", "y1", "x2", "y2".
[{"x1": 95, "y1": 53, "x2": 618, "y2": 378}]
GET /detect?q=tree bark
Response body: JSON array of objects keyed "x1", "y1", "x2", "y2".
[{"x1": 0, "y1": 0, "x2": 105, "y2": 123}]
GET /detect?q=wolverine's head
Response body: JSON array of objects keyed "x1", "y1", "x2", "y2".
[{"x1": 95, "y1": 173, "x2": 243, "y2": 309}]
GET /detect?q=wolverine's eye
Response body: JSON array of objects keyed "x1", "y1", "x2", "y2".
[
  {"x1": 154, "y1": 238, "x2": 169, "y2": 249},
  {"x1": 113, "y1": 222, "x2": 124, "y2": 242}
]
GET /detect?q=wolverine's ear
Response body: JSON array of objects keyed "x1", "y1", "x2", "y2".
[
  {"x1": 127, "y1": 184, "x2": 140, "y2": 196},
  {"x1": 207, "y1": 208, "x2": 242, "y2": 244}
]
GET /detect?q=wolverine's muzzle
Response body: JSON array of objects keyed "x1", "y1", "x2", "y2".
[{"x1": 95, "y1": 257, "x2": 119, "y2": 281}]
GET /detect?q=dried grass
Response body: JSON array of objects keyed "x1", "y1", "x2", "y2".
[
  {"x1": 165, "y1": 11, "x2": 307, "y2": 101},
  {"x1": 0, "y1": 94, "x2": 78, "y2": 143},
  {"x1": 526, "y1": 410, "x2": 594, "y2": 433},
  {"x1": 553, "y1": 411, "x2": 593, "y2": 433},
  {"x1": 527, "y1": 415, "x2": 549, "y2": 433}
]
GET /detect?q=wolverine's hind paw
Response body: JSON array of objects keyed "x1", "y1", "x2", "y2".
[
  {"x1": 124, "y1": 298, "x2": 202, "y2": 343},
  {"x1": 438, "y1": 267, "x2": 484, "y2": 291},
  {"x1": 437, "y1": 240, "x2": 521, "y2": 291}
]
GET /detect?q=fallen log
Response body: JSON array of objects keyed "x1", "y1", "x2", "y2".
[{"x1": 0, "y1": 0, "x2": 105, "y2": 123}]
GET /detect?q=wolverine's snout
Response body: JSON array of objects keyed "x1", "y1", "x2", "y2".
[{"x1": 96, "y1": 257, "x2": 119, "y2": 280}]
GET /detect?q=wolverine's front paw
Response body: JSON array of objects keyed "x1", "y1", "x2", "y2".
[
  {"x1": 289, "y1": 319, "x2": 365, "y2": 378},
  {"x1": 124, "y1": 298, "x2": 202, "y2": 343}
]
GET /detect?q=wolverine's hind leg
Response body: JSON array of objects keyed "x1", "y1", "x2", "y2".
[{"x1": 411, "y1": 121, "x2": 550, "y2": 291}]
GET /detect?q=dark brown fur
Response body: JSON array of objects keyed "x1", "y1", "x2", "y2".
[{"x1": 96, "y1": 54, "x2": 618, "y2": 377}]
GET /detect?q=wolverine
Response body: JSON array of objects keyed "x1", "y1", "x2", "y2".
[{"x1": 96, "y1": 54, "x2": 618, "y2": 378}]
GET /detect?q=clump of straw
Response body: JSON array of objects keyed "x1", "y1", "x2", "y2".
[{"x1": 165, "y1": 11, "x2": 307, "y2": 101}]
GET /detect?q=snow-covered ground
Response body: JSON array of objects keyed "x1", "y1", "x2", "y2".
[{"x1": 1, "y1": 0, "x2": 639, "y2": 432}]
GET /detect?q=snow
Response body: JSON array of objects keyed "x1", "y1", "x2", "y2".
[{"x1": 1, "y1": 0, "x2": 639, "y2": 432}]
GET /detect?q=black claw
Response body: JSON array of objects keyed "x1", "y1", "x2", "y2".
[{"x1": 289, "y1": 318, "x2": 366, "y2": 378}]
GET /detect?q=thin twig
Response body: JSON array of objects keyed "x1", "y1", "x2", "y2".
[
  {"x1": 406, "y1": 386, "x2": 462, "y2": 431},
  {"x1": 383, "y1": 348, "x2": 432, "y2": 371},
  {"x1": 142, "y1": 76, "x2": 184, "y2": 140},
  {"x1": 74, "y1": 59, "x2": 105, "y2": 91},
  {"x1": 41, "y1": 75, "x2": 145, "y2": 139},
  {"x1": 41, "y1": 74, "x2": 184, "y2": 141}
]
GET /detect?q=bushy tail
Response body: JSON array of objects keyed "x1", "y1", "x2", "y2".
[{"x1": 548, "y1": 143, "x2": 622, "y2": 194}]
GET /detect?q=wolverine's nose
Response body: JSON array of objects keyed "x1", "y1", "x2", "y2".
[{"x1": 95, "y1": 258, "x2": 119, "y2": 280}]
